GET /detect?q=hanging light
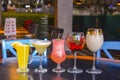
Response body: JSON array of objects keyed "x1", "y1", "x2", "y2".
[
  {"x1": 117, "y1": 1, "x2": 120, "y2": 6},
  {"x1": 75, "y1": 0, "x2": 82, "y2": 5}
]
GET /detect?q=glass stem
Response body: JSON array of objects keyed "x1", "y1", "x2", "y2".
[
  {"x1": 92, "y1": 74, "x2": 95, "y2": 80},
  {"x1": 39, "y1": 73, "x2": 42, "y2": 80},
  {"x1": 57, "y1": 64, "x2": 61, "y2": 69},
  {"x1": 73, "y1": 52, "x2": 77, "y2": 70},
  {"x1": 73, "y1": 73, "x2": 77, "y2": 80},
  {"x1": 39, "y1": 56, "x2": 43, "y2": 70},
  {"x1": 92, "y1": 52, "x2": 96, "y2": 70},
  {"x1": 57, "y1": 72, "x2": 61, "y2": 77}
]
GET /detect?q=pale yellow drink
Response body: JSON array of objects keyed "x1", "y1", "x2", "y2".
[
  {"x1": 11, "y1": 42, "x2": 30, "y2": 73},
  {"x1": 31, "y1": 40, "x2": 51, "y2": 56},
  {"x1": 31, "y1": 40, "x2": 51, "y2": 73}
]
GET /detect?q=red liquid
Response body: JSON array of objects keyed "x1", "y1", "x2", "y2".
[{"x1": 66, "y1": 36, "x2": 85, "y2": 51}]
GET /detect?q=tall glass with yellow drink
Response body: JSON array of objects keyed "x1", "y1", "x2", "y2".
[{"x1": 11, "y1": 42, "x2": 30, "y2": 73}]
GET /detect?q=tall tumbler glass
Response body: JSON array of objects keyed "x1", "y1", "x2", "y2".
[{"x1": 11, "y1": 42, "x2": 30, "y2": 73}]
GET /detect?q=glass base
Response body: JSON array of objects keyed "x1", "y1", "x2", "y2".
[
  {"x1": 34, "y1": 68, "x2": 47, "y2": 73},
  {"x1": 16, "y1": 68, "x2": 29, "y2": 73},
  {"x1": 52, "y1": 68, "x2": 65, "y2": 73},
  {"x1": 86, "y1": 68, "x2": 102, "y2": 74},
  {"x1": 67, "y1": 68, "x2": 83, "y2": 73}
]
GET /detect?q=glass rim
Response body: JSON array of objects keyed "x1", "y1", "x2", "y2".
[{"x1": 30, "y1": 39, "x2": 51, "y2": 43}]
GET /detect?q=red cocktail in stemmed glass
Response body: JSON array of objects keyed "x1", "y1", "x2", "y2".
[{"x1": 66, "y1": 32, "x2": 85, "y2": 73}]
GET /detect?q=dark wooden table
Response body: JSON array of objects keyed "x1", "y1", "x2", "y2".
[{"x1": 0, "y1": 56, "x2": 120, "y2": 80}]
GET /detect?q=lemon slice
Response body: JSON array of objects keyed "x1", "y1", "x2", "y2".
[{"x1": 11, "y1": 42, "x2": 22, "y2": 48}]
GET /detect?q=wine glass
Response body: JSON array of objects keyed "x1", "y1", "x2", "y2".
[
  {"x1": 66, "y1": 32, "x2": 85, "y2": 73},
  {"x1": 86, "y1": 28, "x2": 104, "y2": 74},
  {"x1": 30, "y1": 39, "x2": 51, "y2": 73},
  {"x1": 51, "y1": 39, "x2": 66, "y2": 73}
]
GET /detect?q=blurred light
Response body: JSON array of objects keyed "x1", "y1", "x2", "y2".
[
  {"x1": 75, "y1": 0, "x2": 82, "y2": 5},
  {"x1": 117, "y1": 2, "x2": 120, "y2": 6},
  {"x1": 2, "y1": 1, "x2": 4, "y2": 4},
  {"x1": 109, "y1": 4, "x2": 113, "y2": 9},
  {"x1": 8, "y1": 0, "x2": 11, "y2": 4}
]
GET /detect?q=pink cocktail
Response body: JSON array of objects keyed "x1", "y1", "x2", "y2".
[{"x1": 51, "y1": 39, "x2": 66, "y2": 73}]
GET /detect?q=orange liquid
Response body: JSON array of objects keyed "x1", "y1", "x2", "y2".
[
  {"x1": 51, "y1": 39, "x2": 66, "y2": 64},
  {"x1": 51, "y1": 52, "x2": 66, "y2": 64}
]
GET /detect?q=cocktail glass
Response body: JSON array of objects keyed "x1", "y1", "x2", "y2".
[
  {"x1": 51, "y1": 39, "x2": 66, "y2": 73},
  {"x1": 11, "y1": 42, "x2": 30, "y2": 73},
  {"x1": 66, "y1": 32, "x2": 85, "y2": 73},
  {"x1": 30, "y1": 39, "x2": 51, "y2": 73},
  {"x1": 86, "y1": 28, "x2": 104, "y2": 74}
]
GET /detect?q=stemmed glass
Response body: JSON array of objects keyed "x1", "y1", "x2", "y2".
[
  {"x1": 66, "y1": 32, "x2": 85, "y2": 73},
  {"x1": 86, "y1": 28, "x2": 104, "y2": 74},
  {"x1": 30, "y1": 39, "x2": 51, "y2": 73},
  {"x1": 51, "y1": 39, "x2": 66, "y2": 73}
]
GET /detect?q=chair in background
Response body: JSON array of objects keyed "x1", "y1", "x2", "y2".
[
  {"x1": 49, "y1": 27, "x2": 64, "y2": 40},
  {"x1": 1, "y1": 39, "x2": 47, "y2": 62},
  {"x1": 97, "y1": 41, "x2": 120, "y2": 60}
]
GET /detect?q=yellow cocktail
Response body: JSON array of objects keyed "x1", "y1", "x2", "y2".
[
  {"x1": 11, "y1": 42, "x2": 30, "y2": 73},
  {"x1": 31, "y1": 39, "x2": 51, "y2": 73}
]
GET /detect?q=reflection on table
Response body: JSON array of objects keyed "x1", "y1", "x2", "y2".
[{"x1": 0, "y1": 56, "x2": 120, "y2": 80}]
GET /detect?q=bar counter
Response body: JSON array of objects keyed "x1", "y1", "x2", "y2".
[{"x1": 0, "y1": 56, "x2": 120, "y2": 80}]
